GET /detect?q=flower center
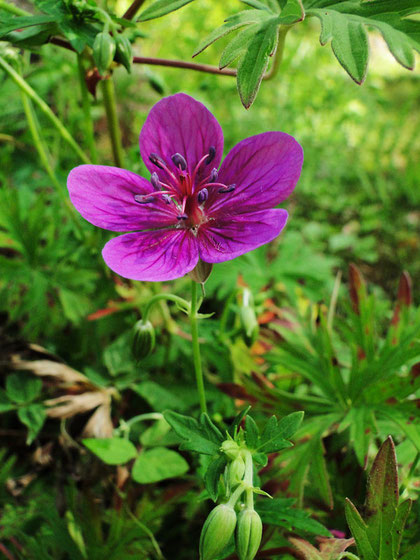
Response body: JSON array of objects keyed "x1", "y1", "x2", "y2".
[{"x1": 134, "y1": 147, "x2": 235, "y2": 229}]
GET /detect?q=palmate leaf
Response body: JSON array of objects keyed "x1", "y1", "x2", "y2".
[
  {"x1": 138, "y1": 0, "x2": 195, "y2": 22},
  {"x1": 305, "y1": 0, "x2": 420, "y2": 83}
]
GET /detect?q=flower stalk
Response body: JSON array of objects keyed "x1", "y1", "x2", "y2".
[
  {"x1": 190, "y1": 279, "x2": 207, "y2": 414},
  {"x1": 100, "y1": 75, "x2": 124, "y2": 167}
]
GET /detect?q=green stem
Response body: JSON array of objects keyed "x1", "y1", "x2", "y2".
[
  {"x1": 190, "y1": 280, "x2": 207, "y2": 414},
  {"x1": 0, "y1": 55, "x2": 90, "y2": 164},
  {"x1": 101, "y1": 76, "x2": 124, "y2": 167},
  {"x1": 142, "y1": 293, "x2": 189, "y2": 321},
  {"x1": 126, "y1": 412, "x2": 163, "y2": 427},
  {"x1": 77, "y1": 55, "x2": 98, "y2": 163},
  {"x1": 0, "y1": 1, "x2": 28, "y2": 15},
  {"x1": 20, "y1": 90, "x2": 85, "y2": 235},
  {"x1": 243, "y1": 451, "x2": 255, "y2": 509},
  {"x1": 226, "y1": 483, "x2": 245, "y2": 508}
]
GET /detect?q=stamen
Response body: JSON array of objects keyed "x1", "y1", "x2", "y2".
[
  {"x1": 134, "y1": 194, "x2": 155, "y2": 204},
  {"x1": 149, "y1": 153, "x2": 165, "y2": 169},
  {"x1": 198, "y1": 188, "x2": 208, "y2": 204},
  {"x1": 209, "y1": 168, "x2": 218, "y2": 183},
  {"x1": 218, "y1": 184, "x2": 236, "y2": 194},
  {"x1": 171, "y1": 153, "x2": 187, "y2": 171},
  {"x1": 205, "y1": 146, "x2": 216, "y2": 165},
  {"x1": 150, "y1": 172, "x2": 160, "y2": 190},
  {"x1": 162, "y1": 194, "x2": 172, "y2": 204},
  {"x1": 177, "y1": 213, "x2": 188, "y2": 220}
]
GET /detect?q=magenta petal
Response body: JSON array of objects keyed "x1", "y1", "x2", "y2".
[
  {"x1": 67, "y1": 165, "x2": 179, "y2": 232},
  {"x1": 139, "y1": 93, "x2": 223, "y2": 178},
  {"x1": 207, "y1": 132, "x2": 303, "y2": 215},
  {"x1": 197, "y1": 209, "x2": 288, "y2": 263},
  {"x1": 102, "y1": 229, "x2": 199, "y2": 281}
]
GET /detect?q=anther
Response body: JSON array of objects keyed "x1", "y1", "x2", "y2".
[
  {"x1": 205, "y1": 146, "x2": 216, "y2": 165},
  {"x1": 209, "y1": 168, "x2": 218, "y2": 183},
  {"x1": 218, "y1": 184, "x2": 236, "y2": 194},
  {"x1": 134, "y1": 194, "x2": 155, "y2": 204},
  {"x1": 150, "y1": 172, "x2": 160, "y2": 190},
  {"x1": 162, "y1": 194, "x2": 172, "y2": 204},
  {"x1": 177, "y1": 213, "x2": 188, "y2": 220},
  {"x1": 198, "y1": 188, "x2": 208, "y2": 204},
  {"x1": 171, "y1": 153, "x2": 187, "y2": 171},
  {"x1": 149, "y1": 153, "x2": 165, "y2": 169}
]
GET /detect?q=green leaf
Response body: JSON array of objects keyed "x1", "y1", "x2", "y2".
[
  {"x1": 401, "y1": 543, "x2": 420, "y2": 560},
  {"x1": 237, "y1": 16, "x2": 279, "y2": 108},
  {"x1": 310, "y1": 438, "x2": 333, "y2": 509},
  {"x1": 365, "y1": 436, "x2": 399, "y2": 557},
  {"x1": 345, "y1": 499, "x2": 376, "y2": 560},
  {"x1": 138, "y1": 0, "x2": 194, "y2": 22},
  {"x1": 164, "y1": 411, "x2": 222, "y2": 455},
  {"x1": 6, "y1": 373, "x2": 42, "y2": 404},
  {"x1": 133, "y1": 381, "x2": 187, "y2": 412},
  {"x1": 219, "y1": 23, "x2": 261, "y2": 69},
  {"x1": 193, "y1": 10, "x2": 268, "y2": 57},
  {"x1": 228, "y1": 406, "x2": 251, "y2": 438},
  {"x1": 257, "y1": 498, "x2": 331, "y2": 536},
  {"x1": 306, "y1": 0, "x2": 420, "y2": 83},
  {"x1": 278, "y1": 0, "x2": 305, "y2": 25},
  {"x1": 257, "y1": 411, "x2": 304, "y2": 453},
  {"x1": 0, "y1": 390, "x2": 14, "y2": 413},
  {"x1": 18, "y1": 404, "x2": 46, "y2": 445},
  {"x1": 0, "y1": 15, "x2": 58, "y2": 37},
  {"x1": 83, "y1": 438, "x2": 137, "y2": 465},
  {"x1": 205, "y1": 454, "x2": 227, "y2": 501},
  {"x1": 132, "y1": 447, "x2": 189, "y2": 483},
  {"x1": 391, "y1": 499, "x2": 412, "y2": 558},
  {"x1": 245, "y1": 416, "x2": 260, "y2": 448}
]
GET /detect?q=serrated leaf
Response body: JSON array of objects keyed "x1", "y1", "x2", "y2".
[
  {"x1": 18, "y1": 404, "x2": 46, "y2": 445},
  {"x1": 0, "y1": 15, "x2": 58, "y2": 37},
  {"x1": 258, "y1": 498, "x2": 331, "y2": 536},
  {"x1": 245, "y1": 415, "x2": 260, "y2": 448},
  {"x1": 345, "y1": 498, "x2": 376, "y2": 560},
  {"x1": 164, "y1": 411, "x2": 221, "y2": 455},
  {"x1": 237, "y1": 16, "x2": 279, "y2": 108},
  {"x1": 6, "y1": 373, "x2": 42, "y2": 404},
  {"x1": 241, "y1": 0, "x2": 274, "y2": 11},
  {"x1": 219, "y1": 23, "x2": 261, "y2": 69},
  {"x1": 83, "y1": 438, "x2": 137, "y2": 465},
  {"x1": 278, "y1": 0, "x2": 305, "y2": 24},
  {"x1": 228, "y1": 406, "x2": 251, "y2": 437},
  {"x1": 310, "y1": 438, "x2": 333, "y2": 509},
  {"x1": 306, "y1": 1, "x2": 420, "y2": 83},
  {"x1": 138, "y1": 0, "x2": 194, "y2": 22},
  {"x1": 365, "y1": 436, "x2": 398, "y2": 557},
  {"x1": 132, "y1": 447, "x2": 189, "y2": 483},
  {"x1": 193, "y1": 10, "x2": 268, "y2": 57},
  {"x1": 205, "y1": 454, "x2": 227, "y2": 501},
  {"x1": 258, "y1": 411, "x2": 304, "y2": 453}
]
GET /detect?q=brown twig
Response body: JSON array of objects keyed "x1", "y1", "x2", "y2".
[
  {"x1": 0, "y1": 543, "x2": 16, "y2": 560},
  {"x1": 133, "y1": 56, "x2": 236, "y2": 76},
  {"x1": 123, "y1": 0, "x2": 147, "y2": 20}
]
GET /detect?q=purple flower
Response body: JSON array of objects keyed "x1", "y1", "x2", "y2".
[{"x1": 67, "y1": 93, "x2": 303, "y2": 281}]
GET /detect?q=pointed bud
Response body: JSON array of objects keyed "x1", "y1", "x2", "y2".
[
  {"x1": 189, "y1": 259, "x2": 213, "y2": 284},
  {"x1": 115, "y1": 34, "x2": 132, "y2": 72},
  {"x1": 200, "y1": 504, "x2": 237, "y2": 560},
  {"x1": 132, "y1": 319, "x2": 155, "y2": 361},
  {"x1": 236, "y1": 509, "x2": 262, "y2": 560},
  {"x1": 93, "y1": 32, "x2": 116, "y2": 76},
  {"x1": 229, "y1": 456, "x2": 245, "y2": 486},
  {"x1": 221, "y1": 440, "x2": 241, "y2": 461}
]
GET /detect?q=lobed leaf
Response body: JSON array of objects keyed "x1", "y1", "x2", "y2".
[
  {"x1": 132, "y1": 447, "x2": 189, "y2": 483},
  {"x1": 83, "y1": 438, "x2": 137, "y2": 465},
  {"x1": 138, "y1": 0, "x2": 194, "y2": 22},
  {"x1": 164, "y1": 411, "x2": 222, "y2": 455}
]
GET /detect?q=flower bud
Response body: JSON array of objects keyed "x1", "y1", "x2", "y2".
[
  {"x1": 132, "y1": 319, "x2": 155, "y2": 361},
  {"x1": 200, "y1": 504, "x2": 237, "y2": 560},
  {"x1": 93, "y1": 32, "x2": 116, "y2": 76},
  {"x1": 115, "y1": 34, "x2": 132, "y2": 73},
  {"x1": 236, "y1": 509, "x2": 263, "y2": 560},
  {"x1": 220, "y1": 439, "x2": 240, "y2": 461},
  {"x1": 188, "y1": 259, "x2": 213, "y2": 284},
  {"x1": 240, "y1": 306, "x2": 259, "y2": 347},
  {"x1": 229, "y1": 456, "x2": 245, "y2": 486}
]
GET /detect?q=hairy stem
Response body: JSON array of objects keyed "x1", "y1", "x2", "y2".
[
  {"x1": 20, "y1": 90, "x2": 85, "y2": 235},
  {"x1": 100, "y1": 76, "x2": 124, "y2": 167},
  {"x1": 133, "y1": 56, "x2": 236, "y2": 76},
  {"x1": 0, "y1": 55, "x2": 90, "y2": 164},
  {"x1": 190, "y1": 280, "x2": 207, "y2": 414},
  {"x1": 142, "y1": 293, "x2": 190, "y2": 321},
  {"x1": 77, "y1": 55, "x2": 98, "y2": 163}
]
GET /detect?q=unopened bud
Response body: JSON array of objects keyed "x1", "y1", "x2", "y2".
[
  {"x1": 236, "y1": 509, "x2": 262, "y2": 560},
  {"x1": 188, "y1": 259, "x2": 213, "y2": 284},
  {"x1": 132, "y1": 319, "x2": 155, "y2": 361},
  {"x1": 221, "y1": 439, "x2": 241, "y2": 461},
  {"x1": 115, "y1": 34, "x2": 132, "y2": 72},
  {"x1": 229, "y1": 456, "x2": 245, "y2": 486},
  {"x1": 93, "y1": 32, "x2": 116, "y2": 76},
  {"x1": 200, "y1": 504, "x2": 237, "y2": 560}
]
